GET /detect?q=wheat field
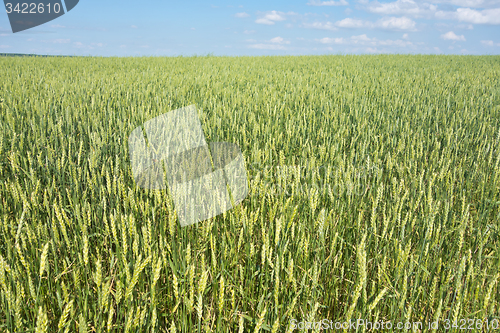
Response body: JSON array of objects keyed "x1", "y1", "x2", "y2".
[{"x1": 0, "y1": 55, "x2": 499, "y2": 332}]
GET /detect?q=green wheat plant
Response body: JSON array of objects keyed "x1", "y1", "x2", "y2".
[{"x1": 0, "y1": 54, "x2": 499, "y2": 332}]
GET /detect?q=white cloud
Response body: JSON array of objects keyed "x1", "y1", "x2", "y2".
[
  {"x1": 345, "y1": 8, "x2": 353, "y2": 14},
  {"x1": 235, "y1": 12, "x2": 250, "y2": 18},
  {"x1": 376, "y1": 38, "x2": 413, "y2": 46},
  {"x1": 255, "y1": 10, "x2": 287, "y2": 25},
  {"x1": 352, "y1": 34, "x2": 373, "y2": 42},
  {"x1": 53, "y1": 39, "x2": 71, "y2": 43},
  {"x1": 435, "y1": 7, "x2": 500, "y2": 24},
  {"x1": 307, "y1": 0, "x2": 349, "y2": 6},
  {"x1": 403, "y1": 33, "x2": 409, "y2": 38},
  {"x1": 303, "y1": 21, "x2": 338, "y2": 30},
  {"x1": 306, "y1": 16, "x2": 416, "y2": 31},
  {"x1": 336, "y1": 18, "x2": 367, "y2": 28},
  {"x1": 377, "y1": 16, "x2": 416, "y2": 30},
  {"x1": 245, "y1": 39, "x2": 257, "y2": 42},
  {"x1": 318, "y1": 37, "x2": 347, "y2": 44},
  {"x1": 366, "y1": 0, "x2": 437, "y2": 18},
  {"x1": 434, "y1": 46, "x2": 441, "y2": 52},
  {"x1": 428, "y1": 0, "x2": 500, "y2": 9},
  {"x1": 441, "y1": 30, "x2": 466, "y2": 40},
  {"x1": 316, "y1": 34, "x2": 414, "y2": 47},
  {"x1": 243, "y1": 30, "x2": 256, "y2": 34},
  {"x1": 304, "y1": 16, "x2": 416, "y2": 31},
  {"x1": 72, "y1": 42, "x2": 97, "y2": 50},
  {"x1": 131, "y1": 25, "x2": 138, "y2": 29},
  {"x1": 481, "y1": 40, "x2": 500, "y2": 45},
  {"x1": 248, "y1": 36, "x2": 290, "y2": 49},
  {"x1": 0, "y1": 33, "x2": 8, "y2": 36},
  {"x1": 255, "y1": 18, "x2": 275, "y2": 25},
  {"x1": 270, "y1": 36, "x2": 290, "y2": 44},
  {"x1": 0, "y1": 45, "x2": 10, "y2": 48},
  {"x1": 248, "y1": 44, "x2": 287, "y2": 49}
]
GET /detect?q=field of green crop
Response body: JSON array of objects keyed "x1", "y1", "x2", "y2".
[{"x1": 0, "y1": 55, "x2": 499, "y2": 332}]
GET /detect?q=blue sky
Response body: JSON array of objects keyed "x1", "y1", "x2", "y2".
[{"x1": 1, "y1": 0, "x2": 499, "y2": 56}]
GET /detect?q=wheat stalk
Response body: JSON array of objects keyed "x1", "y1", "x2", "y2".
[
  {"x1": 125, "y1": 255, "x2": 151, "y2": 301},
  {"x1": 39, "y1": 241, "x2": 50, "y2": 277},
  {"x1": 218, "y1": 275, "x2": 225, "y2": 314},
  {"x1": 238, "y1": 315, "x2": 244, "y2": 333},
  {"x1": 107, "y1": 301, "x2": 115, "y2": 332},
  {"x1": 253, "y1": 306, "x2": 267, "y2": 333},
  {"x1": 58, "y1": 299, "x2": 74, "y2": 332},
  {"x1": 35, "y1": 306, "x2": 48, "y2": 333},
  {"x1": 345, "y1": 233, "x2": 366, "y2": 325}
]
